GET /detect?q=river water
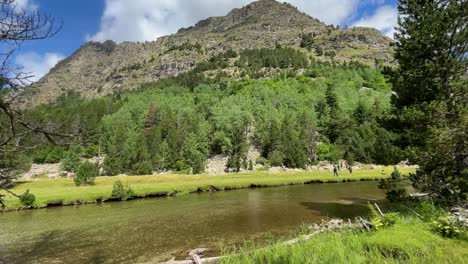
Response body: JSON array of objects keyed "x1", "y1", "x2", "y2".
[{"x1": 0, "y1": 181, "x2": 388, "y2": 263}]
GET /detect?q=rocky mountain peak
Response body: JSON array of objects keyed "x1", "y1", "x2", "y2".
[
  {"x1": 179, "y1": 0, "x2": 325, "y2": 34},
  {"x1": 16, "y1": 0, "x2": 394, "y2": 107}
]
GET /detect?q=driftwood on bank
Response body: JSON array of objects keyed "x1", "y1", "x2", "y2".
[{"x1": 159, "y1": 217, "x2": 376, "y2": 264}]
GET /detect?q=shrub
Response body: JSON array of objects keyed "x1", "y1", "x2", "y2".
[
  {"x1": 19, "y1": 189, "x2": 35, "y2": 206},
  {"x1": 369, "y1": 203, "x2": 400, "y2": 230},
  {"x1": 174, "y1": 160, "x2": 190, "y2": 172},
  {"x1": 391, "y1": 165, "x2": 401, "y2": 178},
  {"x1": 317, "y1": 143, "x2": 342, "y2": 163},
  {"x1": 432, "y1": 217, "x2": 461, "y2": 238},
  {"x1": 33, "y1": 146, "x2": 65, "y2": 163},
  {"x1": 382, "y1": 212, "x2": 400, "y2": 226},
  {"x1": 61, "y1": 144, "x2": 82, "y2": 172},
  {"x1": 191, "y1": 155, "x2": 206, "y2": 174},
  {"x1": 268, "y1": 150, "x2": 285, "y2": 166},
  {"x1": 135, "y1": 160, "x2": 153, "y2": 175},
  {"x1": 384, "y1": 189, "x2": 407, "y2": 202},
  {"x1": 83, "y1": 145, "x2": 99, "y2": 158},
  {"x1": 111, "y1": 180, "x2": 135, "y2": 201},
  {"x1": 44, "y1": 147, "x2": 65, "y2": 163},
  {"x1": 415, "y1": 200, "x2": 444, "y2": 221},
  {"x1": 74, "y1": 161, "x2": 98, "y2": 186},
  {"x1": 223, "y1": 49, "x2": 238, "y2": 58},
  {"x1": 255, "y1": 157, "x2": 269, "y2": 166}
]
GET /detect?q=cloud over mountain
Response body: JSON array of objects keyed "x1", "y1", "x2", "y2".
[
  {"x1": 15, "y1": 52, "x2": 65, "y2": 82},
  {"x1": 89, "y1": 0, "x2": 378, "y2": 43},
  {"x1": 352, "y1": 5, "x2": 397, "y2": 38}
]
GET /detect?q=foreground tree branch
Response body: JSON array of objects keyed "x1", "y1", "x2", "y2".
[{"x1": 0, "y1": 0, "x2": 62, "y2": 204}]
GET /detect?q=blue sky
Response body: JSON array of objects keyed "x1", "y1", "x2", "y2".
[{"x1": 13, "y1": 0, "x2": 398, "y2": 81}]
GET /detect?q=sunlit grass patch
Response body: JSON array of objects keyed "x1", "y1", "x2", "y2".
[
  {"x1": 221, "y1": 219, "x2": 468, "y2": 264},
  {"x1": 1, "y1": 167, "x2": 414, "y2": 210}
]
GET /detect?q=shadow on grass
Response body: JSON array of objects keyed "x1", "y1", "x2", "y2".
[{"x1": 9, "y1": 180, "x2": 30, "y2": 188}]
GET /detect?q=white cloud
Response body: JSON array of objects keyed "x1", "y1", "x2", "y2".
[
  {"x1": 15, "y1": 52, "x2": 65, "y2": 82},
  {"x1": 352, "y1": 5, "x2": 397, "y2": 38},
  {"x1": 13, "y1": 0, "x2": 38, "y2": 12},
  {"x1": 284, "y1": 0, "x2": 360, "y2": 25},
  {"x1": 89, "y1": 0, "x2": 362, "y2": 43}
]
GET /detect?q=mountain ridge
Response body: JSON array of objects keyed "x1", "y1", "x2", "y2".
[{"x1": 18, "y1": 0, "x2": 394, "y2": 107}]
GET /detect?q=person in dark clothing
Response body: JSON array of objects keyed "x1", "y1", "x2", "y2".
[
  {"x1": 333, "y1": 164, "x2": 339, "y2": 177},
  {"x1": 348, "y1": 165, "x2": 353, "y2": 174}
]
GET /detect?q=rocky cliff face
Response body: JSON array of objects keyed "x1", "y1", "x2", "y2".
[{"x1": 18, "y1": 0, "x2": 394, "y2": 107}]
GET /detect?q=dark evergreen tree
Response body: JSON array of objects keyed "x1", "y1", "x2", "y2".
[
  {"x1": 391, "y1": 0, "x2": 467, "y2": 204},
  {"x1": 226, "y1": 119, "x2": 249, "y2": 172},
  {"x1": 61, "y1": 144, "x2": 82, "y2": 172}
]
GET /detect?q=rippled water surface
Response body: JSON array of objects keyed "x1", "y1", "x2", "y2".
[{"x1": 0, "y1": 181, "x2": 388, "y2": 263}]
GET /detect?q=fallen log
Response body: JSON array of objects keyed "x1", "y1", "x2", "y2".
[
  {"x1": 189, "y1": 248, "x2": 208, "y2": 264},
  {"x1": 409, "y1": 192, "x2": 430, "y2": 197},
  {"x1": 160, "y1": 256, "x2": 224, "y2": 264}
]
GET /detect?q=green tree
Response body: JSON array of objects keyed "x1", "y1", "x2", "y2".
[
  {"x1": 61, "y1": 144, "x2": 82, "y2": 172},
  {"x1": 226, "y1": 119, "x2": 249, "y2": 172},
  {"x1": 325, "y1": 84, "x2": 339, "y2": 113},
  {"x1": 280, "y1": 115, "x2": 307, "y2": 168},
  {"x1": 124, "y1": 129, "x2": 153, "y2": 175},
  {"x1": 391, "y1": 0, "x2": 467, "y2": 204},
  {"x1": 181, "y1": 130, "x2": 209, "y2": 174},
  {"x1": 155, "y1": 141, "x2": 171, "y2": 171},
  {"x1": 74, "y1": 161, "x2": 98, "y2": 186}
]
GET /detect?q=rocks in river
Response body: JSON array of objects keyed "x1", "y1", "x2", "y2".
[{"x1": 451, "y1": 207, "x2": 468, "y2": 227}]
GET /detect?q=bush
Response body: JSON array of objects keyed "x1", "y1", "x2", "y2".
[
  {"x1": 223, "y1": 49, "x2": 238, "y2": 58},
  {"x1": 135, "y1": 160, "x2": 153, "y2": 175},
  {"x1": 19, "y1": 189, "x2": 35, "y2": 206},
  {"x1": 391, "y1": 165, "x2": 401, "y2": 178},
  {"x1": 268, "y1": 150, "x2": 285, "y2": 166},
  {"x1": 191, "y1": 154, "x2": 206, "y2": 174},
  {"x1": 369, "y1": 203, "x2": 400, "y2": 230},
  {"x1": 255, "y1": 157, "x2": 269, "y2": 166},
  {"x1": 174, "y1": 160, "x2": 190, "y2": 172},
  {"x1": 432, "y1": 217, "x2": 461, "y2": 238},
  {"x1": 415, "y1": 200, "x2": 443, "y2": 221},
  {"x1": 74, "y1": 161, "x2": 98, "y2": 186},
  {"x1": 317, "y1": 143, "x2": 342, "y2": 163},
  {"x1": 111, "y1": 180, "x2": 135, "y2": 201},
  {"x1": 61, "y1": 144, "x2": 82, "y2": 172},
  {"x1": 33, "y1": 146, "x2": 65, "y2": 163}
]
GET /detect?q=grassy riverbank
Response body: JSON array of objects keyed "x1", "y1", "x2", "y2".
[
  {"x1": 1, "y1": 167, "x2": 414, "y2": 210},
  {"x1": 221, "y1": 216, "x2": 468, "y2": 264}
]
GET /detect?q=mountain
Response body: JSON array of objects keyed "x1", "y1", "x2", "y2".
[{"x1": 19, "y1": 0, "x2": 394, "y2": 106}]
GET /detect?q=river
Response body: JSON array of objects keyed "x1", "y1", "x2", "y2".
[{"x1": 0, "y1": 181, "x2": 388, "y2": 263}]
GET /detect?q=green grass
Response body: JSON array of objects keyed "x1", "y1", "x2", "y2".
[
  {"x1": 221, "y1": 217, "x2": 468, "y2": 264},
  {"x1": 1, "y1": 167, "x2": 414, "y2": 210}
]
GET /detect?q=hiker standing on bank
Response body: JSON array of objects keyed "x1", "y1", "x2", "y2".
[{"x1": 333, "y1": 164, "x2": 339, "y2": 177}]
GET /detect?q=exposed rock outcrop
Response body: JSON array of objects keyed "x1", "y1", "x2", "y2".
[{"x1": 15, "y1": 0, "x2": 394, "y2": 107}]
